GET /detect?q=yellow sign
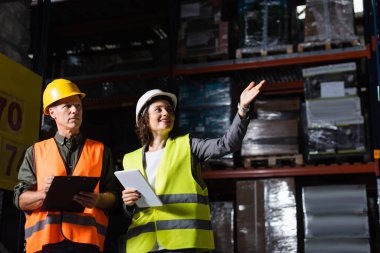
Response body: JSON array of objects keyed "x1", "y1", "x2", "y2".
[{"x1": 0, "y1": 54, "x2": 42, "y2": 190}]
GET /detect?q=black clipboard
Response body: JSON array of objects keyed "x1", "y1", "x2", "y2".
[{"x1": 41, "y1": 176, "x2": 99, "y2": 212}]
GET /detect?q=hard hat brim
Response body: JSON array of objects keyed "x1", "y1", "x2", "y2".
[{"x1": 43, "y1": 92, "x2": 86, "y2": 115}]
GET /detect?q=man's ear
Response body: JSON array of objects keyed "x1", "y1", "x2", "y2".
[{"x1": 49, "y1": 107, "x2": 56, "y2": 119}]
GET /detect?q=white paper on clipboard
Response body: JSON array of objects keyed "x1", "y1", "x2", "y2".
[{"x1": 114, "y1": 170, "x2": 163, "y2": 207}]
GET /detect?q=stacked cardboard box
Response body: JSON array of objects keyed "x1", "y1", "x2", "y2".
[
  {"x1": 302, "y1": 62, "x2": 366, "y2": 159},
  {"x1": 178, "y1": 0, "x2": 228, "y2": 61}
]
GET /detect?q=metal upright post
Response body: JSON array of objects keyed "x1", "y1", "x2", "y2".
[
  {"x1": 32, "y1": 0, "x2": 51, "y2": 81},
  {"x1": 363, "y1": 1, "x2": 380, "y2": 252},
  {"x1": 363, "y1": 0, "x2": 380, "y2": 151}
]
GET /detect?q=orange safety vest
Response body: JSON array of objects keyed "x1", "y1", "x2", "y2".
[{"x1": 24, "y1": 138, "x2": 108, "y2": 253}]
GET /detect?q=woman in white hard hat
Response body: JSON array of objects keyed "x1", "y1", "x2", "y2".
[{"x1": 121, "y1": 80, "x2": 265, "y2": 253}]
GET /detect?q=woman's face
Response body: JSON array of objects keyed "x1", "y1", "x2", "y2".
[{"x1": 147, "y1": 99, "x2": 175, "y2": 136}]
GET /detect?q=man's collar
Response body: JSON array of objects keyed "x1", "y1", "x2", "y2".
[{"x1": 54, "y1": 132, "x2": 84, "y2": 145}]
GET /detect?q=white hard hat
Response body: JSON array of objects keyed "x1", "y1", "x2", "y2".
[{"x1": 136, "y1": 89, "x2": 177, "y2": 123}]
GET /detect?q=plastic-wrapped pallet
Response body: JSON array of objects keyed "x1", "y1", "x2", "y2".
[
  {"x1": 305, "y1": 97, "x2": 363, "y2": 127},
  {"x1": 178, "y1": 105, "x2": 232, "y2": 137},
  {"x1": 302, "y1": 62, "x2": 358, "y2": 100},
  {"x1": 60, "y1": 50, "x2": 154, "y2": 76},
  {"x1": 302, "y1": 184, "x2": 370, "y2": 253},
  {"x1": 177, "y1": 77, "x2": 232, "y2": 134},
  {"x1": 178, "y1": 77, "x2": 234, "y2": 165},
  {"x1": 210, "y1": 202, "x2": 234, "y2": 253},
  {"x1": 304, "y1": 96, "x2": 366, "y2": 155},
  {"x1": 237, "y1": 0, "x2": 290, "y2": 54},
  {"x1": 254, "y1": 97, "x2": 301, "y2": 120},
  {"x1": 236, "y1": 178, "x2": 297, "y2": 253},
  {"x1": 302, "y1": 62, "x2": 367, "y2": 159},
  {"x1": 177, "y1": 0, "x2": 228, "y2": 62},
  {"x1": 244, "y1": 97, "x2": 300, "y2": 152},
  {"x1": 241, "y1": 119, "x2": 299, "y2": 156},
  {"x1": 238, "y1": 0, "x2": 289, "y2": 47},
  {"x1": 304, "y1": 0, "x2": 358, "y2": 43}
]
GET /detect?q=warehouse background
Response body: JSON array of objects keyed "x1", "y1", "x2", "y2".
[{"x1": 1, "y1": 0, "x2": 380, "y2": 252}]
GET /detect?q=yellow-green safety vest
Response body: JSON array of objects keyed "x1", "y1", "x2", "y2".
[{"x1": 122, "y1": 134, "x2": 214, "y2": 253}]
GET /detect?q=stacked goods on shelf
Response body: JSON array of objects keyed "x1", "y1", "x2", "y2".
[
  {"x1": 236, "y1": 0, "x2": 291, "y2": 58},
  {"x1": 177, "y1": 77, "x2": 233, "y2": 167},
  {"x1": 210, "y1": 202, "x2": 234, "y2": 253},
  {"x1": 59, "y1": 48, "x2": 156, "y2": 76},
  {"x1": 177, "y1": 0, "x2": 229, "y2": 62},
  {"x1": 235, "y1": 66, "x2": 303, "y2": 85},
  {"x1": 236, "y1": 178, "x2": 297, "y2": 253},
  {"x1": 303, "y1": 62, "x2": 358, "y2": 99},
  {"x1": 302, "y1": 62, "x2": 366, "y2": 161},
  {"x1": 0, "y1": 0, "x2": 31, "y2": 68},
  {"x1": 302, "y1": 184, "x2": 370, "y2": 253},
  {"x1": 80, "y1": 78, "x2": 170, "y2": 107},
  {"x1": 300, "y1": 0, "x2": 359, "y2": 51},
  {"x1": 241, "y1": 97, "x2": 302, "y2": 168}
]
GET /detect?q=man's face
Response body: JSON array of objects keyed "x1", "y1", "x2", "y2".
[{"x1": 49, "y1": 95, "x2": 82, "y2": 132}]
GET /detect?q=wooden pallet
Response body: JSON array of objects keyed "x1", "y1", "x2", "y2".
[
  {"x1": 297, "y1": 40, "x2": 360, "y2": 53},
  {"x1": 243, "y1": 154, "x2": 303, "y2": 168},
  {"x1": 236, "y1": 44, "x2": 293, "y2": 59},
  {"x1": 307, "y1": 152, "x2": 370, "y2": 165},
  {"x1": 203, "y1": 158, "x2": 234, "y2": 170}
]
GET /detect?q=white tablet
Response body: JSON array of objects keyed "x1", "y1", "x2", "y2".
[{"x1": 115, "y1": 170, "x2": 163, "y2": 207}]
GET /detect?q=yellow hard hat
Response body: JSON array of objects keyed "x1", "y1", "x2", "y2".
[{"x1": 42, "y1": 79, "x2": 86, "y2": 115}]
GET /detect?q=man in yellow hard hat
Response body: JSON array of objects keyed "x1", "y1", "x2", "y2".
[{"x1": 13, "y1": 79, "x2": 120, "y2": 253}]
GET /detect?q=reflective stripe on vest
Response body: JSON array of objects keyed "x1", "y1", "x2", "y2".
[
  {"x1": 127, "y1": 219, "x2": 212, "y2": 240},
  {"x1": 135, "y1": 193, "x2": 209, "y2": 213},
  {"x1": 25, "y1": 213, "x2": 61, "y2": 238},
  {"x1": 25, "y1": 213, "x2": 107, "y2": 239},
  {"x1": 159, "y1": 193, "x2": 209, "y2": 205},
  {"x1": 25, "y1": 138, "x2": 108, "y2": 253},
  {"x1": 123, "y1": 134, "x2": 214, "y2": 252}
]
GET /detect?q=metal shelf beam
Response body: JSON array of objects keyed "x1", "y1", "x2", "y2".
[
  {"x1": 202, "y1": 162, "x2": 378, "y2": 179},
  {"x1": 174, "y1": 45, "x2": 371, "y2": 76}
]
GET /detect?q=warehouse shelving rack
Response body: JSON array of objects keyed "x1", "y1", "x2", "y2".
[
  {"x1": 30, "y1": 0, "x2": 380, "y2": 179},
  {"x1": 26, "y1": 1, "x2": 380, "y2": 253}
]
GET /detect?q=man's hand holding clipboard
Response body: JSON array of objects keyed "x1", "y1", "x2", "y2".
[
  {"x1": 115, "y1": 170, "x2": 163, "y2": 208},
  {"x1": 41, "y1": 176, "x2": 99, "y2": 212}
]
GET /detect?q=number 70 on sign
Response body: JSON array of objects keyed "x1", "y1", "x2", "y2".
[{"x1": 0, "y1": 92, "x2": 27, "y2": 189}]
